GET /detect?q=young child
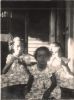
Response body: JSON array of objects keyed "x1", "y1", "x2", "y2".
[
  {"x1": 49, "y1": 42, "x2": 74, "y2": 76},
  {"x1": 1, "y1": 37, "x2": 33, "y2": 99},
  {"x1": 25, "y1": 46, "x2": 57, "y2": 100},
  {"x1": 48, "y1": 42, "x2": 74, "y2": 99}
]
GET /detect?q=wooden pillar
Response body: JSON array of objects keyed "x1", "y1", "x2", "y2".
[
  {"x1": 24, "y1": 12, "x2": 28, "y2": 54},
  {"x1": 70, "y1": 1, "x2": 73, "y2": 38},
  {"x1": 66, "y1": 1, "x2": 74, "y2": 72},
  {"x1": 73, "y1": 1, "x2": 74, "y2": 39},
  {"x1": 65, "y1": 1, "x2": 71, "y2": 57},
  {"x1": 65, "y1": 1, "x2": 74, "y2": 43},
  {"x1": 8, "y1": 10, "x2": 13, "y2": 34},
  {"x1": 49, "y1": 8, "x2": 56, "y2": 43},
  {"x1": 56, "y1": 9, "x2": 60, "y2": 43}
]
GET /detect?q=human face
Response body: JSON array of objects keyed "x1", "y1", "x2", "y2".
[
  {"x1": 13, "y1": 42, "x2": 22, "y2": 56},
  {"x1": 36, "y1": 50, "x2": 49, "y2": 67},
  {"x1": 49, "y1": 44, "x2": 60, "y2": 54}
]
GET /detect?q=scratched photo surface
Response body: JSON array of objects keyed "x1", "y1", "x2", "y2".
[{"x1": 1, "y1": 0, "x2": 74, "y2": 100}]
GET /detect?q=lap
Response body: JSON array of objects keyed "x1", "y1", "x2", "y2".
[
  {"x1": 1, "y1": 84, "x2": 26, "y2": 99},
  {"x1": 60, "y1": 87, "x2": 74, "y2": 99}
]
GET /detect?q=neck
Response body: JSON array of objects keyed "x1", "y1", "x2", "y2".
[
  {"x1": 13, "y1": 52, "x2": 22, "y2": 57},
  {"x1": 37, "y1": 63, "x2": 47, "y2": 71},
  {"x1": 53, "y1": 52, "x2": 59, "y2": 57}
]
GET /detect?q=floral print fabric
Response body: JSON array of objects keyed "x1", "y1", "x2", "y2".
[
  {"x1": 25, "y1": 63, "x2": 60, "y2": 100},
  {"x1": 1, "y1": 54, "x2": 29, "y2": 88}
]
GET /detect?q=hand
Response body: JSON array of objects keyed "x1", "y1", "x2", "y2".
[
  {"x1": 17, "y1": 56, "x2": 25, "y2": 64},
  {"x1": 9, "y1": 56, "x2": 17, "y2": 64},
  {"x1": 18, "y1": 58, "x2": 24, "y2": 64},
  {"x1": 23, "y1": 55, "x2": 31, "y2": 65},
  {"x1": 61, "y1": 58, "x2": 70, "y2": 66}
]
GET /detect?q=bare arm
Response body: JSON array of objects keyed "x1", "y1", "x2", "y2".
[
  {"x1": 2, "y1": 55, "x2": 16, "y2": 74},
  {"x1": 2, "y1": 62, "x2": 13, "y2": 74},
  {"x1": 62, "y1": 59, "x2": 74, "y2": 76},
  {"x1": 64, "y1": 65, "x2": 74, "y2": 76}
]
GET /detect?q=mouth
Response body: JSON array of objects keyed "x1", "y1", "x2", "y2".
[{"x1": 39, "y1": 62, "x2": 47, "y2": 65}]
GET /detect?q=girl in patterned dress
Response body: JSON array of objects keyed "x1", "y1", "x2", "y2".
[
  {"x1": 48, "y1": 42, "x2": 74, "y2": 99},
  {"x1": 25, "y1": 47, "x2": 57, "y2": 100},
  {"x1": 1, "y1": 37, "x2": 33, "y2": 99}
]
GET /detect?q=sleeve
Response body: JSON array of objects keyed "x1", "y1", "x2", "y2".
[
  {"x1": 22, "y1": 54, "x2": 31, "y2": 65},
  {"x1": 6, "y1": 54, "x2": 13, "y2": 64},
  {"x1": 47, "y1": 58, "x2": 61, "y2": 77}
]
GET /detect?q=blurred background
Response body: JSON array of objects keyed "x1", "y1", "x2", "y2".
[{"x1": 1, "y1": 0, "x2": 74, "y2": 76}]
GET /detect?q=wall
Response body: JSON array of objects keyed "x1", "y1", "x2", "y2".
[
  {"x1": 28, "y1": 9, "x2": 50, "y2": 59},
  {"x1": 28, "y1": 6, "x2": 66, "y2": 58},
  {"x1": 66, "y1": 1, "x2": 74, "y2": 72}
]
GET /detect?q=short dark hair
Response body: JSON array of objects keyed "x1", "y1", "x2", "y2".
[{"x1": 34, "y1": 46, "x2": 52, "y2": 59}]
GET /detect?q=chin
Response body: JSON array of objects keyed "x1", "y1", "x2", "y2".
[{"x1": 40, "y1": 63, "x2": 46, "y2": 66}]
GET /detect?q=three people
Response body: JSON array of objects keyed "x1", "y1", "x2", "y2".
[{"x1": 1, "y1": 37, "x2": 74, "y2": 99}]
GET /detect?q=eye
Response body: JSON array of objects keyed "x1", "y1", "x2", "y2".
[{"x1": 38, "y1": 55, "x2": 41, "y2": 58}]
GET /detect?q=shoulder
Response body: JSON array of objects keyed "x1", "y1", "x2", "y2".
[
  {"x1": 47, "y1": 57, "x2": 61, "y2": 73},
  {"x1": 21, "y1": 54, "x2": 35, "y2": 65},
  {"x1": 7, "y1": 54, "x2": 13, "y2": 57},
  {"x1": 28, "y1": 64, "x2": 37, "y2": 74},
  {"x1": 48, "y1": 56, "x2": 61, "y2": 65},
  {"x1": 6, "y1": 54, "x2": 13, "y2": 60}
]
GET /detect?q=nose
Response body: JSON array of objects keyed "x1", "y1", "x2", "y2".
[{"x1": 41, "y1": 56, "x2": 46, "y2": 62}]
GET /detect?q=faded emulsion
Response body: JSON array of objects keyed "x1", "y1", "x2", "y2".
[{"x1": 1, "y1": 0, "x2": 74, "y2": 100}]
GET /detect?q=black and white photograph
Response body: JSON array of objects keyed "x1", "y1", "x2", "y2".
[{"x1": 1, "y1": 0, "x2": 74, "y2": 100}]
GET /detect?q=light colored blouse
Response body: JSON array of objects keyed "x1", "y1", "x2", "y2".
[
  {"x1": 1, "y1": 54, "x2": 29, "y2": 88},
  {"x1": 25, "y1": 61, "x2": 62, "y2": 100},
  {"x1": 48, "y1": 56, "x2": 74, "y2": 89}
]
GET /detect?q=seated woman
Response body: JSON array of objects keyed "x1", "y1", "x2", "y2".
[
  {"x1": 25, "y1": 46, "x2": 57, "y2": 100},
  {"x1": 1, "y1": 36, "x2": 33, "y2": 99},
  {"x1": 47, "y1": 42, "x2": 74, "y2": 99}
]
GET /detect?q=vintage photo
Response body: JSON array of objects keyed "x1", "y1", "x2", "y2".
[{"x1": 1, "y1": 0, "x2": 74, "y2": 100}]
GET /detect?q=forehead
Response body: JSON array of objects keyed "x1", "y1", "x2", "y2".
[
  {"x1": 13, "y1": 37, "x2": 20, "y2": 42},
  {"x1": 14, "y1": 41, "x2": 21, "y2": 46},
  {"x1": 37, "y1": 50, "x2": 47, "y2": 55},
  {"x1": 49, "y1": 43, "x2": 59, "y2": 49},
  {"x1": 50, "y1": 43, "x2": 56, "y2": 47}
]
